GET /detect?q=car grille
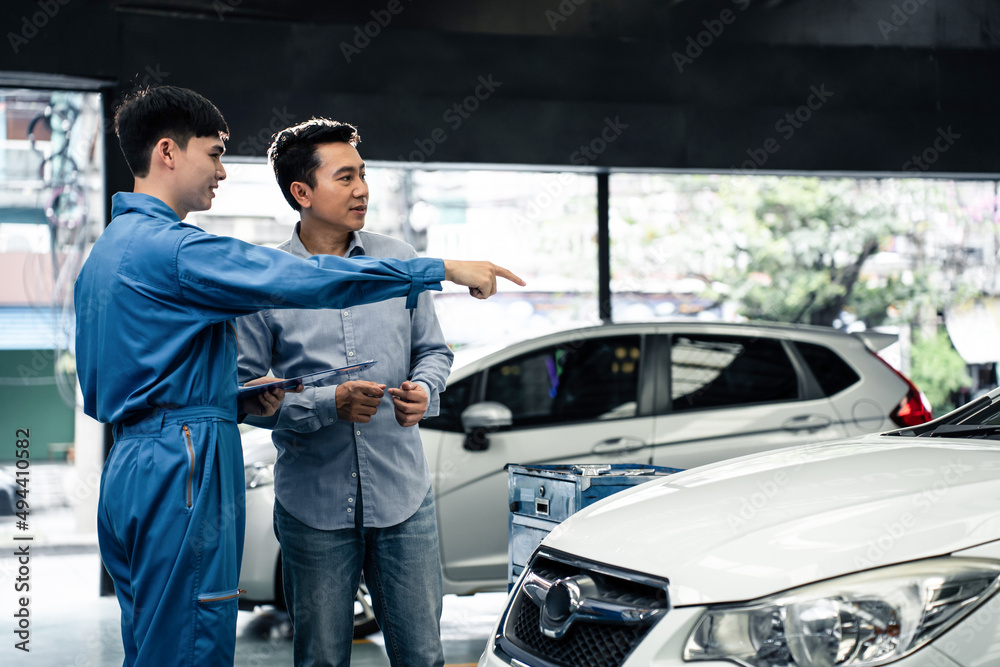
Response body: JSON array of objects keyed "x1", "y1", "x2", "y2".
[{"x1": 495, "y1": 549, "x2": 669, "y2": 667}]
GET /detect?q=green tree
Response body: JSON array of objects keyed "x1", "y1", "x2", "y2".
[
  {"x1": 910, "y1": 328, "x2": 972, "y2": 414},
  {"x1": 717, "y1": 176, "x2": 914, "y2": 327}
]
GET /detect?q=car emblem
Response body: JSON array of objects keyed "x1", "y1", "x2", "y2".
[{"x1": 539, "y1": 574, "x2": 596, "y2": 639}]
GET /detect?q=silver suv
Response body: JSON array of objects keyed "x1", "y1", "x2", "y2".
[{"x1": 239, "y1": 321, "x2": 931, "y2": 634}]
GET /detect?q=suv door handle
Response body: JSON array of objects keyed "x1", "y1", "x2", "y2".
[
  {"x1": 591, "y1": 437, "x2": 647, "y2": 454},
  {"x1": 782, "y1": 415, "x2": 832, "y2": 433}
]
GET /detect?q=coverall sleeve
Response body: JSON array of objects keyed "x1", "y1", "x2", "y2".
[{"x1": 175, "y1": 232, "x2": 443, "y2": 319}]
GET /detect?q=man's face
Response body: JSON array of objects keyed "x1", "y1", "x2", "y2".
[
  {"x1": 174, "y1": 135, "x2": 226, "y2": 217},
  {"x1": 299, "y1": 142, "x2": 368, "y2": 234}
]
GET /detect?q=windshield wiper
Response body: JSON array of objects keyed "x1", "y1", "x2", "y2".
[{"x1": 922, "y1": 423, "x2": 1000, "y2": 438}]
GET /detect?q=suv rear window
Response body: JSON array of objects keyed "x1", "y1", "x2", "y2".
[
  {"x1": 670, "y1": 334, "x2": 798, "y2": 411},
  {"x1": 795, "y1": 341, "x2": 860, "y2": 396}
]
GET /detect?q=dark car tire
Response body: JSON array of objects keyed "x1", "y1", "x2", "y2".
[
  {"x1": 273, "y1": 557, "x2": 288, "y2": 611},
  {"x1": 353, "y1": 581, "x2": 379, "y2": 639},
  {"x1": 0, "y1": 488, "x2": 15, "y2": 516},
  {"x1": 274, "y1": 557, "x2": 380, "y2": 639}
]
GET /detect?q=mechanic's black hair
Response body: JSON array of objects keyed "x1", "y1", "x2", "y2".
[
  {"x1": 268, "y1": 118, "x2": 361, "y2": 211},
  {"x1": 113, "y1": 86, "x2": 229, "y2": 178}
]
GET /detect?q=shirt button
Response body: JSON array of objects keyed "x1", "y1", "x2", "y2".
[
  {"x1": 348, "y1": 497, "x2": 354, "y2": 503},
  {"x1": 347, "y1": 508, "x2": 353, "y2": 513},
  {"x1": 348, "y1": 351, "x2": 355, "y2": 357},
  {"x1": 352, "y1": 472, "x2": 357, "y2": 478},
  {"x1": 356, "y1": 430, "x2": 361, "y2": 436},
  {"x1": 329, "y1": 417, "x2": 335, "y2": 423},
  {"x1": 344, "y1": 311, "x2": 350, "y2": 317}
]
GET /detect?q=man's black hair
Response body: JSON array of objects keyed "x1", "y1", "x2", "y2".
[
  {"x1": 268, "y1": 118, "x2": 361, "y2": 211},
  {"x1": 113, "y1": 86, "x2": 229, "y2": 178}
]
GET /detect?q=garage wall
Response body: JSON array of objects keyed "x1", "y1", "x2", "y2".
[{"x1": 0, "y1": 349, "x2": 74, "y2": 463}]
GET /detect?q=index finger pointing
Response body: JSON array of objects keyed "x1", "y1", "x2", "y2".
[{"x1": 495, "y1": 265, "x2": 526, "y2": 287}]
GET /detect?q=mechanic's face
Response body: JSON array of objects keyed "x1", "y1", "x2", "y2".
[{"x1": 174, "y1": 135, "x2": 226, "y2": 217}]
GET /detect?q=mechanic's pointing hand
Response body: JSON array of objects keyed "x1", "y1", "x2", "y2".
[{"x1": 443, "y1": 260, "x2": 526, "y2": 300}]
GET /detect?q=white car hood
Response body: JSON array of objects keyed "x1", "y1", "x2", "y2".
[{"x1": 543, "y1": 437, "x2": 1000, "y2": 606}]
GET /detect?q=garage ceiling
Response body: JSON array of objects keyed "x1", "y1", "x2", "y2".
[{"x1": 1, "y1": 0, "x2": 999, "y2": 185}]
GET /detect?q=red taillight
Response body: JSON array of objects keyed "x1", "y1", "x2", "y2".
[
  {"x1": 869, "y1": 351, "x2": 934, "y2": 427},
  {"x1": 892, "y1": 386, "x2": 934, "y2": 426}
]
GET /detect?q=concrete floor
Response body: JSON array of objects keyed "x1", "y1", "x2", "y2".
[{"x1": 0, "y1": 507, "x2": 507, "y2": 666}]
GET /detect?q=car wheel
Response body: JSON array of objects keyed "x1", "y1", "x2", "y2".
[
  {"x1": 273, "y1": 557, "x2": 288, "y2": 611},
  {"x1": 354, "y1": 581, "x2": 379, "y2": 639},
  {"x1": 0, "y1": 488, "x2": 14, "y2": 516}
]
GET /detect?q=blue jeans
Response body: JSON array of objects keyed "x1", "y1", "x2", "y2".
[{"x1": 274, "y1": 487, "x2": 445, "y2": 667}]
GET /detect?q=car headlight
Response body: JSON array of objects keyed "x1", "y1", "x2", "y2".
[
  {"x1": 244, "y1": 461, "x2": 274, "y2": 489},
  {"x1": 683, "y1": 557, "x2": 1000, "y2": 666}
]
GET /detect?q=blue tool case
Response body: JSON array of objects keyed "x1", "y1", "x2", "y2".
[{"x1": 506, "y1": 463, "x2": 681, "y2": 587}]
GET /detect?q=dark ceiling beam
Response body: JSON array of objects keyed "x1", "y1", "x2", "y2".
[{"x1": 1, "y1": 0, "x2": 998, "y2": 180}]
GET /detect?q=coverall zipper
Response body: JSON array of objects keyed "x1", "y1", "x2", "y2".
[
  {"x1": 182, "y1": 425, "x2": 194, "y2": 508},
  {"x1": 198, "y1": 589, "x2": 246, "y2": 603}
]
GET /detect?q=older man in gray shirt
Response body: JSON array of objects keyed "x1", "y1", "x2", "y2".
[{"x1": 237, "y1": 119, "x2": 452, "y2": 667}]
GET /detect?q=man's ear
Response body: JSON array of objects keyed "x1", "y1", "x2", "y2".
[
  {"x1": 289, "y1": 181, "x2": 312, "y2": 209},
  {"x1": 151, "y1": 137, "x2": 178, "y2": 171}
]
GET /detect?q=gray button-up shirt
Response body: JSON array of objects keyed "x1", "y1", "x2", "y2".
[{"x1": 237, "y1": 225, "x2": 454, "y2": 530}]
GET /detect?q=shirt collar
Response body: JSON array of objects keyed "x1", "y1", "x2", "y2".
[
  {"x1": 111, "y1": 192, "x2": 181, "y2": 222},
  {"x1": 288, "y1": 222, "x2": 366, "y2": 259}
]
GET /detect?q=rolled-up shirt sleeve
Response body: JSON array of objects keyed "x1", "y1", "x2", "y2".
[{"x1": 249, "y1": 385, "x2": 339, "y2": 434}]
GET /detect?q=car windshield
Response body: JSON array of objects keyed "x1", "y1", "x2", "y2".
[{"x1": 889, "y1": 391, "x2": 1000, "y2": 439}]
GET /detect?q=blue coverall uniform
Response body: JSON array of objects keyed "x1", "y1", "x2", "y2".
[{"x1": 74, "y1": 192, "x2": 444, "y2": 667}]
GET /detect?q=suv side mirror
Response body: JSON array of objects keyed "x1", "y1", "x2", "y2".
[{"x1": 460, "y1": 402, "x2": 513, "y2": 452}]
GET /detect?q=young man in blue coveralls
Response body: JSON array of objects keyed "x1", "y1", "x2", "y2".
[
  {"x1": 237, "y1": 119, "x2": 450, "y2": 667},
  {"x1": 73, "y1": 86, "x2": 524, "y2": 667}
]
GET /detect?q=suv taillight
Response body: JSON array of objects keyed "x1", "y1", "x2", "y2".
[{"x1": 870, "y1": 351, "x2": 933, "y2": 427}]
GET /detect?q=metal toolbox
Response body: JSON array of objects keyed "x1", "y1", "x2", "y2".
[{"x1": 506, "y1": 463, "x2": 681, "y2": 587}]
